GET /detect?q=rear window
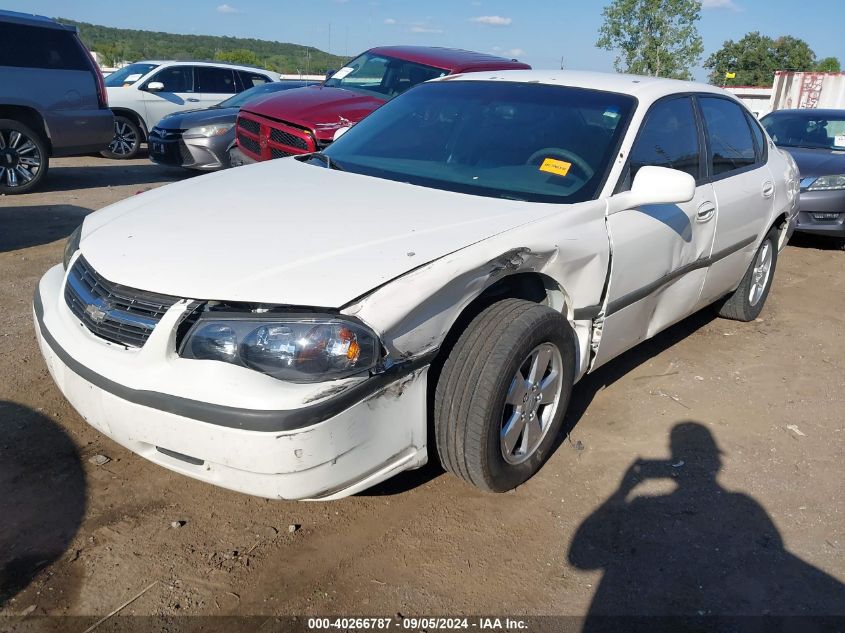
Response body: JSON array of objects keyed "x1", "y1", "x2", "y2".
[
  {"x1": 238, "y1": 70, "x2": 272, "y2": 89},
  {"x1": 196, "y1": 67, "x2": 237, "y2": 94},
  {"x1": 0, "y1": 23, "x2": 90, "y2": 71}
]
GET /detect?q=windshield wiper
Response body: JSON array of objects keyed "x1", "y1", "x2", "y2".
[{"x1": 308, "y1": 152, "x2": 345, "y2": 171}]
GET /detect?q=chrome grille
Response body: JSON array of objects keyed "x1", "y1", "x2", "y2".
[
  {"x1": 268, "y1": 126, "x2": 308, "y2": 150},
  {"x1": 238, "y1": 133, "x2": 260, "y2": 155},
  {"x1": 237, "y1": 116, "x2": 260, "y2": 135},
  {"x1": 64, "y1": 256, "x2": 179, "y2": 348}
]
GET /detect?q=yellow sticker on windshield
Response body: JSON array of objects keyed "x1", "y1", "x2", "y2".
[{"x1": 539, "y1": 158, "x2": 572, "y2": 177}]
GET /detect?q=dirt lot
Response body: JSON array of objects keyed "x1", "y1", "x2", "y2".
[{"x1": 1, "y1": 155, "x2": 843, "y2": 626}]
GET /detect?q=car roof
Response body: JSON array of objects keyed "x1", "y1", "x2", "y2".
[
  {"x1": 435, "y1": 69, "x2": 734, "y2": 102},
  {"x1": 367, "y1": 46, "x2": 530, "y2": 71},
  {"x1": 135, "y1": 60, "x2": 278, "y2": 74},
  {"x1": 0, "y1": 9, "x2": 75, "y2": 31}
]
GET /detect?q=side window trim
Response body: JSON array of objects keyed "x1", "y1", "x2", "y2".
[
  {"x1": 614, "y1": 93, "x2": 704, "y2": 194},
  {"x1": 696, "y1": 94, "x2": 762, "y2": 183},
  {"x1": 744, "y1": 110, "x2": 768, "y2": 164}
]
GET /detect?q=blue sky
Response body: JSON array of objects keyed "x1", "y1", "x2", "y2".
[{"x1": 6, "y1": 0, "x2": 843, "y2": 80}]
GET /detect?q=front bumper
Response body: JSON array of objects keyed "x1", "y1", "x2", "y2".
[
  {"x1": 148, "y1": 129, "x2": 232, "y2": 171},
  {"x1": 34, "y1": 264, "x2": 428, "y2": 500},
  {"x1": 794, "y1": 189, "x2": 845, "y2": 238}
]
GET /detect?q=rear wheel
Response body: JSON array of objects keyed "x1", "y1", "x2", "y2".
[
  {"x1": 434, "y1": 299, "x2": 575, "y2": 492},
  {"x1": 101, "y1": 115, "x2": 141, "y2": 159},
  {"x1": 0, "y1": 119, "x2": 48, "y2": 195},
  {"x1": 716, "y1": 228, "x2": 778, "y2": 321}
]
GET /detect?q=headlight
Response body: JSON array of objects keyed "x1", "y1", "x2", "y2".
[
  {"x1": 183, "y1": 123, "x2": 233, "y2": 139},
  {"x1": 180, "y1": 315, "x2": 380, "y2": 383},
  {"x1": 63, "y1": 225, "x2": 82, "y2": 270},
  {"x1": 808, "y1": 175, "x2": 845, "y2": 191}
]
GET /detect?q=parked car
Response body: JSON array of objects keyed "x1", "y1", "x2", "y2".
[
  {"x1": 103, "y1": 60, "x2": 280, "y2": 159},
  {"x1": 36, "y1": 71, "x2": 798, "y2": 500},
  {"x1": 233, "y1": 46, "x2": 530, "y2": 163},
  {"x1": 0, "y1": 10, "x2": 112, "y2": 194},
  {"x1": 148, "y1": 80, "x2": 313, "y2": 171},
  {"x1": 760, "y1": 109, "x2": 845, "y2": 248}
]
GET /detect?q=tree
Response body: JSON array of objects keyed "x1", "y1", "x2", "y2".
[
  {"x1": 214, "y1": 48, "x2": 261, "y2": 66},
  {"x1": 596, "y1": 0, "x2": 704, "y2": 80},
  {"x1": 815, "y1": 57, "x2": 841, "y2": 72},
  {"x1": 704, "y1": 32, "x2": 816, "y2": 86}
]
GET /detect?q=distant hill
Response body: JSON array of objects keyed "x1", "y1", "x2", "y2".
[{"x1": 56, "y1": 18, "x2": 348, "y2": 74}]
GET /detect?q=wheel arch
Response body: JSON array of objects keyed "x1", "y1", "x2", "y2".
[
  {"x1": 110, "y1": 108, "x2": 148, "y2": 141},
  {"x1": 0, "y1": 106, "x2": 51, "y2": 154}
]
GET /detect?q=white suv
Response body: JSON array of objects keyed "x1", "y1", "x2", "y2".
[{"x1": 102, "y1": 60, "x2": 279, "y2": 159}]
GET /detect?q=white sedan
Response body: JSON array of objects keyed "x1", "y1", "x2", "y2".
[{"x1": 35, "y1": 71, "x2": 799, "y2": 499}]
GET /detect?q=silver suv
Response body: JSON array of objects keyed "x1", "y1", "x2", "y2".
[
  {"x1": 0, "y1": 10, "x2": 113, "y2": 194},
  {"x1": 103, "y1": 61, "x2": 280, "y2": 159}
]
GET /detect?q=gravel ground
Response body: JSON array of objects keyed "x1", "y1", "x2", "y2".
[{"x1": 1, "y1": 155, "x2": 843, "y2": 627}]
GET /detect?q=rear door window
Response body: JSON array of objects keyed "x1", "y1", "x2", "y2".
[
  {"x1": 699, "y1": 97, "x2": 757, "y2": 177},
  {"x1": 624, "y1": 96, "x2": 701, "y2": 188},
  {"x1": 0, "y1": 23, "x2": 90, "y2": 70},
  {"x1": 238, "y1": 71, "x2": 272, "y2": 89},
  {"x1": 147, "y1": 66, "x2": 194, "y2": 92},
  {"x1": 196, "y1": 67, "x2": 238, "y2": 94}
]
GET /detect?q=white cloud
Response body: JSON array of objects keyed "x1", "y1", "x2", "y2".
[
  {"x1": 411, "y1": 25, "x2": 444, "y2": 33},
  {"x1": 701, "y1": 0, "x2": 740, "y2": 10},
  {"x1": 470, "y1": 15, "x2": 512, "y2": 26},
  {"x1": 216, "y1": 4, "x2": 242, "y2": 13},
  {"x1": 506, "y1": 48, "x2": 525, "y2": 57},
  {"x1": 384, "y1": 17, "x2": 397, "y2": 24}
]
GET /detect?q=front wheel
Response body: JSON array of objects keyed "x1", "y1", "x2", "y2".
[
  {"x1": 716, "y1": 228, "x2": 778, "y2": 321},
  {"x1": 434, "y1": 299, "x2": 576, "y2": 492},
  {"x1": 101, "y1": 115, "x2": 141, "y2": 159}
]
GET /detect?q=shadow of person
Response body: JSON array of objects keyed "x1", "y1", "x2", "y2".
[
  {"x1": 568, "y1": 421, "x2": 845, "y2": 632},
  {"x1": 0, "y1": 401, "x2": 86, "y2": 608}
]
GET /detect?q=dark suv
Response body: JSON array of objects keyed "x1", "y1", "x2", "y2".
[{"x1": 0, "y1": 10, "x2": 113, "y2": 194}]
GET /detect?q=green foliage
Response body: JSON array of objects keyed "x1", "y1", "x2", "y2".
[
  {"x1": 214, "y1": 48, "x2": 261, "y2": 66},
  {"x1": 704, "y1": 32, "x2": 818, "y2": 86},
  {"x1": 596, "y1": 0, "x2": 704, "y2": 80},
  {"x1": 56, "y1": 18, "x2": 347, "y2": 74},
  {"x1": 815, "y1": 57, "x2": 841, "y2": 73}
]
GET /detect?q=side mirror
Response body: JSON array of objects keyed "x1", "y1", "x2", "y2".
[
  {"x1": 146, "y1": 81, "x2": 165, "y2": 92},
  {"x1": 333, "y1": 126, "x2": 350, "y2": 142},
  {"x1": 607, "y1": 166, "x2": 696, "y2": 215},
  {"x1": 325, "y1": 69, "x2": 336, "y2": 80}
]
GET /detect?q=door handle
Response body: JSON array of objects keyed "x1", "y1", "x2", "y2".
[
  {"x1": 187, "y1": 98, "x2": 200, "y2": 102},
  {"x1": 696, "y1": 202, "x2": 716, "y2": 223},
  {"x1": 762, "y1": 181, "x2": 775, "y2": 198}
]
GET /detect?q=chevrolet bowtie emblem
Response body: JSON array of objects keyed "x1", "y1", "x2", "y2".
[{"x1": 84, "y1": 303, "x2": 109, "y2": 324}]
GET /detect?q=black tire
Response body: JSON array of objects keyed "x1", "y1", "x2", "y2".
[
  {"x1": 716, "y1": 228, "x2": 779, "y2": 321},
  {"x1": 100, "y1": 115, "x2": 142, "y2": 159},
  {"x1": 434, "y1": 299, "x2": 576, "y2": 492},
  {"x1": 0, "y1": 119, "x2": 49, "y2": 195}
]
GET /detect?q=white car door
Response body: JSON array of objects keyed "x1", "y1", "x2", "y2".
[
  {"x1": 696, "y1": 96, "x2": 775, "y2": 307},
  {"x1": 195, "y1": 66, "x2": 239, "y2": 108},
  {"x1": 593, "y1": 96, "x2": 718, "y2": 369},
  {"x1": 141, "y1": 65, "x2": 200, "y2": 130}
]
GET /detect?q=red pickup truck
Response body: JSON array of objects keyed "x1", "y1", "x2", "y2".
[{"x1": 234, "y1": 46, "x2": 530, "y2": 162}]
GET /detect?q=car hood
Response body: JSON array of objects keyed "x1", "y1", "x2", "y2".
[
  {"x1": 240, "y1": 85, "x2": 385, "y2": 141},
  {"x1": 79, "y1": 159, "x2": 558, "y2": 308},
  {"x1": 156, "y1": 107, "x2": 239, "y2": 130},
  {"x1": 780, "y1": 146, "x2": 845, "y2": 179}
]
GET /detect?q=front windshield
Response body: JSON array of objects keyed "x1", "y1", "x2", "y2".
[
  {"x1": 323, "y1": 51, "x2": 447, "y2": 99},
  {"x1": 318, "y1": 81, "x2": 636, "y2": 204},
  {"x1": 104, "y1": 63, "x2": 159, "y2": 87},
  {"x1": 761, "y1": 112, "x2": 845, "y2": 150},
  {"x1": 216, "y1": 81, "x2": 310, "y2": 108}
]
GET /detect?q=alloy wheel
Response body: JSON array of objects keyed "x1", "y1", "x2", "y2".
[
  {"x1": 501, "y1": 342, "x2": 564, "y2": 465},
  {"x1": 748, "y1": 241, "x2": 773, "y2": 306},
  {"x1": 108, "y1": 119, "x2": 138, "y2": 156},
  {"x1": 0, "y1": 128, "x2": 42, "y2": 189}
]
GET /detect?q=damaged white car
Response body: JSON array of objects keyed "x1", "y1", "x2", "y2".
[{"x1": 35, "y1": 71, "x2": 798, "y2": 499}]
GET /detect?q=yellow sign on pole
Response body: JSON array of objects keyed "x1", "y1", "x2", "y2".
[{"x1": 725, "y1": 71, "x2": 737, "y2": 80}]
